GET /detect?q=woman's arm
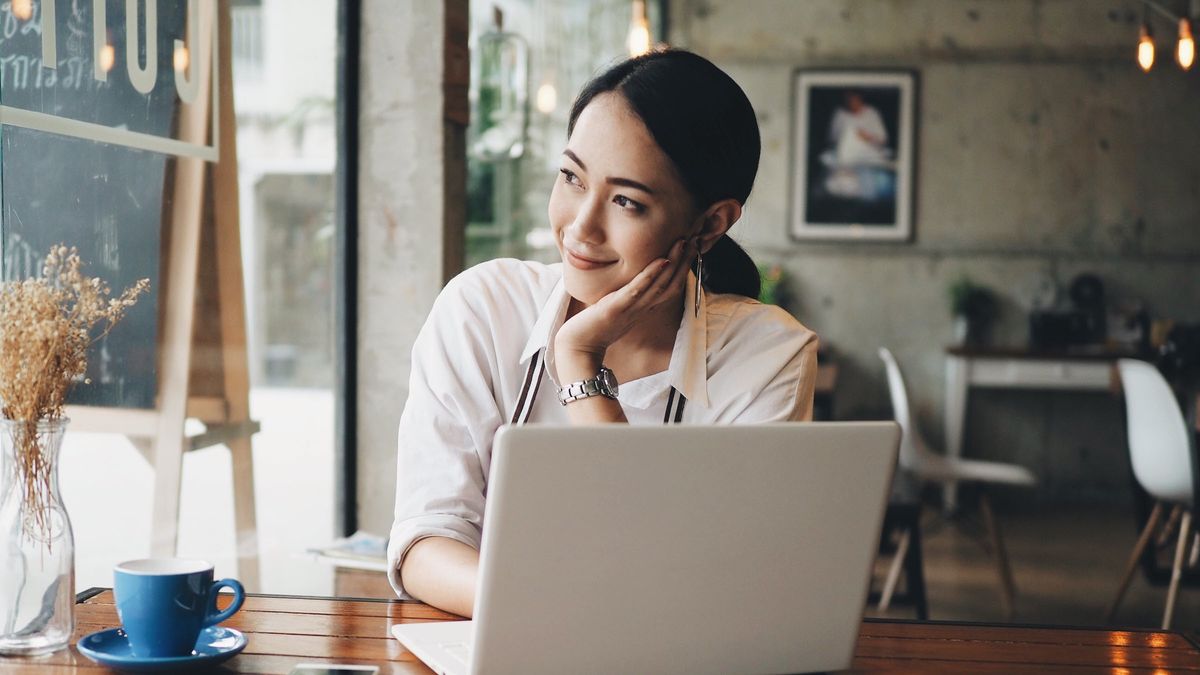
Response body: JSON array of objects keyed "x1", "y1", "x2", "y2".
[
  {"x1": 387, "y1": 266, "x2": 505, "y2": 609},
  {"x1": 400, "y1": 537, "x2": 480, "y2": 618},
  {"x1": 553, "y1": 238, "x2": 696, "y2": 424}
]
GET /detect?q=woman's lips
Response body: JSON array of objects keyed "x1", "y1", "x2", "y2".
[{"x1": 566, "y1": 249, "x2": 616, "y2": 270}]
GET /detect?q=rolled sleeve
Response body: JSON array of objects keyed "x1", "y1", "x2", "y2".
[
  {"x1": 387, "y1": 273, "x2": 503, "y2": 599},
  {"x1": 387, "y1": 516, "x2": 482, "y2": 600}
]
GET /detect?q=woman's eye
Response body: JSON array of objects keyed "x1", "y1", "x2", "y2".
[
  {"x1": 559, "y1": 168, "x2": 581, "y2": 187},
  {"x1": 613, "y1": 195, "x2": 644, "y2": 213}
]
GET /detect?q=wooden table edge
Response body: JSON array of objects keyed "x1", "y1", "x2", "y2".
[{"x1": 863, "y1": 615, "x2": 1193, "y2": 637}]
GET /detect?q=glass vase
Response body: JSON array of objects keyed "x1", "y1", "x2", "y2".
[{"x1": 0, "y1": 418, "x2": 74, "y2": 656}]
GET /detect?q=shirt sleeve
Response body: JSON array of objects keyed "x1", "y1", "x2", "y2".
[
  {"x1": 707, "y1": 304, "x2": 819, "y2": 424},
  {"x1": 386, "y1": 273, "x2": 504, "y2": 599}
]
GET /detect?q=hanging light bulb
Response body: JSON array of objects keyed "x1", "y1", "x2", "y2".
[
  {"x1": 1177, "y1": 18, "x2": 1195, "y2": 70},
  {"x1": 12, "y1": 0, "x2": 32, "y2": 21},
  {"x1": 1138, "y1": 22, "x2": 1156, "y2": 72},
  {"x1": 536, "y1": 81, "x2": 557, "y2": 114},
  {"x1": 627, "y1": 0, "x2": 651, "y2": 57},
  {"x1": 174, "y1": 44, "x2": 191, "y2": 72},
  {"x1": 99, "y1": 44, "x2": 115, "y2": 72}
]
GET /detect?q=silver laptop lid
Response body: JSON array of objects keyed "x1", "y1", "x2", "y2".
[{"x1": 473, "y1": 422, "x2": 900, "y2": 675}]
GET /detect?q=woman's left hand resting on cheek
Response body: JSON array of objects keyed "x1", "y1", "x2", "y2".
[{"x1": 554, "y1": 237, "x2": 697, "y2": 379}]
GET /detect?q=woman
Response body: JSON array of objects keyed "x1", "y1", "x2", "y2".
[{"x1": 388, "y1": 49, "x2": 818, "y2": 617}]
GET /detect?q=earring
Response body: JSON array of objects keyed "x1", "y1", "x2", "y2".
[{"x1": 694, "y1": 251, "x2": 704, "y2": 317}]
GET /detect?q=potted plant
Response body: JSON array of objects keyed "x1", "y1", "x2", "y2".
[
  {"x1": 757, "y1": 263, "x2": 787, "y2": 309},
  {"x1": 0, "y1": 246, "x2": 146, "y2": 656},
  {"x1": 948, "y1": 276, "x2": 997, "y2": 346}
]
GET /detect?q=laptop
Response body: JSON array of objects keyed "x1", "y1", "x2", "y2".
[{"x1": 392, "y1": 422, "x2": 900, "y2": 675}]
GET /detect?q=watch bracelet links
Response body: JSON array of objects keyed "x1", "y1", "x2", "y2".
[{"x1": 559, "y1": 377, "x2": 609, "y2": 405}]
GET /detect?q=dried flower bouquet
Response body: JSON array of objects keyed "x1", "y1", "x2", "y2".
[{"x1": 0, "y1": 245, "x2": 147, "y2": 542}]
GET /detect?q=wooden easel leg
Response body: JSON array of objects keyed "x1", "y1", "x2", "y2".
[
  {"x1": 208, "y1": 0, "x2": 261, "y2": 591},
  {"x1": 228, "y1": 435, "x2": 260, "y2": 590},
  {"x1": 149, "y1": 434, "x2": 186, "y2": 558}
]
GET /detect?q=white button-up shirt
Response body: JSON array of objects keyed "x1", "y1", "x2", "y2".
[{"x1": 386, "y1": 258, "x2": 819, "y2": 597}]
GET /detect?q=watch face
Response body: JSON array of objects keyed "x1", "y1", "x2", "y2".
[{"x1": 600, "y1": 367, "x2": 619, "y2": 397}]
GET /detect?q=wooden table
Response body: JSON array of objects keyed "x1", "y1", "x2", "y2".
[{"x1": 5, "y1": 588, "x2": 1197, "y2": 673}]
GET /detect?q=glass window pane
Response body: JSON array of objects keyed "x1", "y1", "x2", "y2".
[{"x1": 0, "y1": 0, "x2": 340, "y2": 596}]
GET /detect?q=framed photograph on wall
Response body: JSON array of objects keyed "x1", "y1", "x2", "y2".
[{"x1": 790, "y1": 70, "x2": 916, "y2": 241}]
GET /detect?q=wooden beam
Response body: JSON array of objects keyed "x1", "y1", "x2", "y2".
[
  {"x1": 187, "y1": 420, "x2": 261, "y2": 452},
  {"x1": 149, "y1": 0, "x2": 216, "y2": 559}
]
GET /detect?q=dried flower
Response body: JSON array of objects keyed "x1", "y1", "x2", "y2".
[{"x1": 0, "y1": 245, "x2": 148, "y2": 543}]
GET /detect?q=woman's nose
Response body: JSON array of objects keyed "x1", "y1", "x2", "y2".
[{"x1": 566, "y1": 196, "x2": 606, "y2": 243}]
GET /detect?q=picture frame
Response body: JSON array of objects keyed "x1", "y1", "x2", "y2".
[{"x1": 790, "y1": 70, "x2": 916, "y2": 242}]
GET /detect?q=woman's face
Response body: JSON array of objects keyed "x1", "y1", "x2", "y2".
[{"x1": 549, "y1": 92, "x2": 698, "y2": 306}]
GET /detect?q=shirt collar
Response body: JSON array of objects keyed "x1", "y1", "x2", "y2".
[{"x1": 520, "y1": 264, "x2": 710, "y2": 408}]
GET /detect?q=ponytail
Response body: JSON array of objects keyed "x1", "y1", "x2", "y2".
[{"x1": 699, "y1": 235, "x2": 760, "y2": 300}]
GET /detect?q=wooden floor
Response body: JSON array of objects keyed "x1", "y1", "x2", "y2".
[{"x1": 866, "y1": 501, "x2": 1200, "y2": 629}]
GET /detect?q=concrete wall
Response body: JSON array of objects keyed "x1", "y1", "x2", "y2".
[
  {"x1": 671, "y1": 0, "x2": 1200, "y2": 504},
  {"x1": 357, "y1": 0, "x2": 466, "y2": 534}
]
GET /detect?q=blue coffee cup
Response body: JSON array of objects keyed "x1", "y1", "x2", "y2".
[{"x1": 113, "y1": 558, "x2": 245, "y2": 658}]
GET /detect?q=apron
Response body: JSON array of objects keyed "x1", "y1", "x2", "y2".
[{"x1": 509, "y1": 350, "x2": 686, "y2": 425}]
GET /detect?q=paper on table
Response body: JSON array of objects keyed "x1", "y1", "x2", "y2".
[{"x1": 306, "y1": 531, "x2": 388, "y2": 572}]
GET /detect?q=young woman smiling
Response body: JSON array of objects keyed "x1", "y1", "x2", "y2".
[{"x1": 388, "y1": 50, "x2": 819, "y2": 617}]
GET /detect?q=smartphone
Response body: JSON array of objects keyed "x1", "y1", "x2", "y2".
[{"x1": 288, "y1": 665, "x2": 380, "y2": 675}]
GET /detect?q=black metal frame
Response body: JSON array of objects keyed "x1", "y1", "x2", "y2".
[{"x1": 335, "y1": 0, "x2": 361, "y2": 538}]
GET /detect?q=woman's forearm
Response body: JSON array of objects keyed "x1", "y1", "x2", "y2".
[{"x1": 400, "y1": 536, "x2": 480, "y2": 618}]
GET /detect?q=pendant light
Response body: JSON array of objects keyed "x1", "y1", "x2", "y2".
[
  {"x1": 1177, "y1": 18, "x2": 1195, "y2": 69},
  {"x1": 627, "y1": 0, "x2": 651, "y2": 57},
  {"x1": 1139, "y1": 20, "x2": 1156, "y2": 72}
]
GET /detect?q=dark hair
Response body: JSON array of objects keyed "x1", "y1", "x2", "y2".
[{"x1": 567, "y1": 50, "x2": 762, "y2": 299}]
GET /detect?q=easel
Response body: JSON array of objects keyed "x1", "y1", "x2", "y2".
[{"x1": 64, "y1": 1, "x2": 261, "y2": 590}]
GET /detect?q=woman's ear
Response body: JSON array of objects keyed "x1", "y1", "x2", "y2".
[{"x1": 693, "y1": 199, "x2": 742, "y2": 254}]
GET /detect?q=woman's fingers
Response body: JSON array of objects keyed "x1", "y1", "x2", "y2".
[
  {"x1": 664, "y1": 239, "x2": 696, "y2": 293},
  {"x1": 648, "y1": 238, "x2": 692, "y2": 300},
  {"x1": 607, "y1": 238, "x2": 693, "y2": 318},
  {"x1": 619, "y1": 256, "x2": 672, "y2": 307}
]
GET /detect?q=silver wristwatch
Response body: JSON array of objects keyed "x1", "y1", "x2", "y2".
[{"x1": 557, "y1": 366, "x2": 619, "y2": 405}]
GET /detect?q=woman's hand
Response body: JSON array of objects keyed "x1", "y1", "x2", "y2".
[{"x1": 555, "y1": 237, "x2": 696, "y2": 374}]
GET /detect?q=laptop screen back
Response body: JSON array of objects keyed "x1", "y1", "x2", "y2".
[{"x1": 472, "y1": 422, "x2": 899, "y2": 675}]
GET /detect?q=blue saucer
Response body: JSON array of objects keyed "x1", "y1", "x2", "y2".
[{"x1": 77, "y1": 626, "x2": 247, "y2": 672}]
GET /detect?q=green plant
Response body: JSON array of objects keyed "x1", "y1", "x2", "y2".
[
  {"x1": 757, "y1": 264, "x2": 785, "y2": 305},
  {"x1": 948, "y1": 276, "x2": 996, "y2": 322}
]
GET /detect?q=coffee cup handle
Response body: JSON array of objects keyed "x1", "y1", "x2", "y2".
[{"x1": 204, "y1": 578, "x2": 245, "y2": 627}]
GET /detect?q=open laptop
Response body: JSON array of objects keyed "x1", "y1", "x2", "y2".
[{"x1": 392, "y1": 422, "x2": 900, "y2": 675}]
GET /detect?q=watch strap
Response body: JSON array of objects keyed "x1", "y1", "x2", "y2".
[{"x1": 558, "y1": 367, "x2": 617, "y2": 405}]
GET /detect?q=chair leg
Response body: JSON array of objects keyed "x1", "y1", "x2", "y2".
[
  {"x1": 1105, "y1": 501, "x2": 1164, "y2": 623},
  {"x1": 1163, "y1": 510, "x2": 1193, "y2": 630},
  {"x1": 878, "y1": 528, "x2": 911, "y2": 612},
  {"x1": 905, "y1": 518, "x2": 929, "y2": 620},
  {"x1": 979, "y1": 491, "x2": 1016, "y2": 620},
  {"x1": 1158, "y1": 505, "x2": 1183, "y2": 548}
]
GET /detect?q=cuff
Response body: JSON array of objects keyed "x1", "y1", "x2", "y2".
[{"x1": 386, "y1": 514, "x2": 482, "y2": 599}]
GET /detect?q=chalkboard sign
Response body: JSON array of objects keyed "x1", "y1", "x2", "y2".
[{"x1": 0, "y1": 0, "x2": 206, "y2": 409}]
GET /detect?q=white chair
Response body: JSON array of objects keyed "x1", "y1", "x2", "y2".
[
  {"x1": 1106, "y1": 359, "x2": 1195, "y2": 629},
  {"x1": 878, "y1": 347, "x2": 1036, "y2": 619}
]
